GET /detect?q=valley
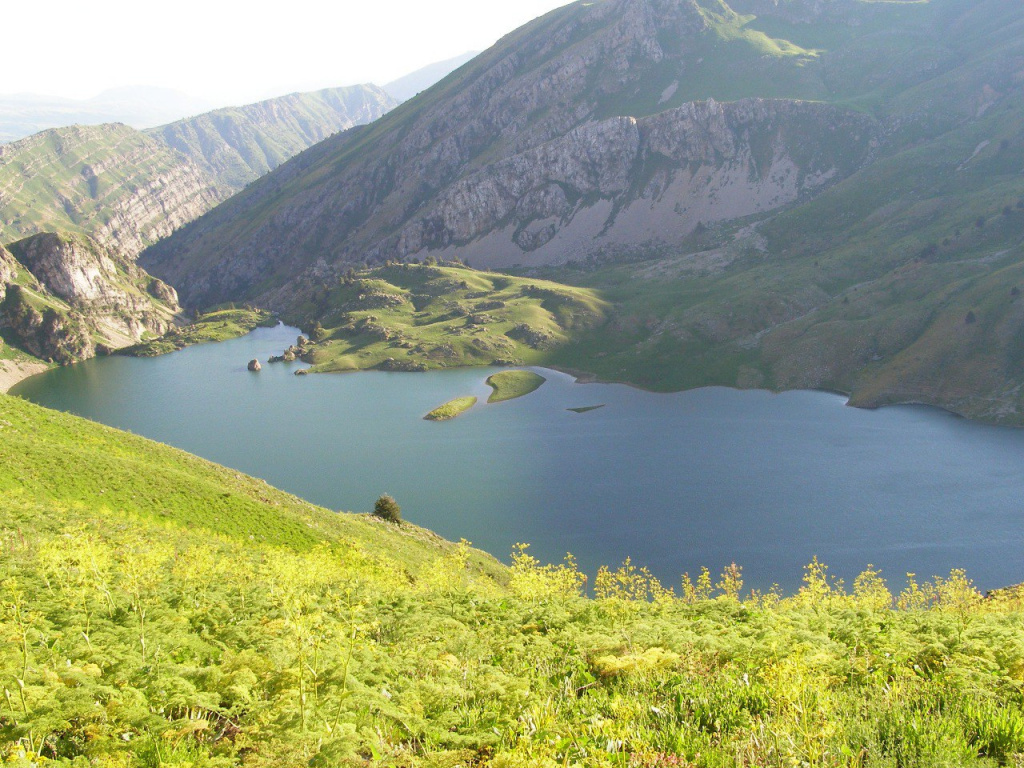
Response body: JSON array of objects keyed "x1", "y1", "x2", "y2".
[{"x1": 6, "y1": 0, "x2": 1024, "y2": 764}]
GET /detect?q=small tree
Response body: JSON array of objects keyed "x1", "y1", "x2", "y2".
[{"x1": 372, "y1": 494, "x2": 401, "y2": 523}]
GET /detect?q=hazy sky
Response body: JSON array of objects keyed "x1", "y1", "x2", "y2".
[{"x1": 3, "y1": 0, "x2": 570, "y2": 106}]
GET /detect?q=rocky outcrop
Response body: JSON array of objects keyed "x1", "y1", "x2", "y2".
[
  {"x1": 1, "y1": 232, "x2": 182, "y2": 364},
  {"x1": 376, "y1": 99, "x2": 873, "y2": 268},
  {"x1": 0, "y1": 244, "x2": 16, "y2": 301},
  {"x1": 248, "y1": 359, "x2": 262, "y2": 372}
]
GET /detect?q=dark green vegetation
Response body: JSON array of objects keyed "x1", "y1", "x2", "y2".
[
  {"x1": 486, "y1": 370, "x2": 547, "y2": 404},
  {"x1": 142, "y1": 0, "x2": 1024, "y2": 424},
  {"x1": 372, "y1": 494, "x2": 402, "y2": 523},
  {"x1": 568, "y1": 404, "x2": 606, "y2": 413},
  {"x1": 284, "y1": 263, "x2": 607, "y2": 374},
  {"x1": 5, "y1": 394, "x2": 1024, "y2": 766},
  {"x1": 120, "y1": 308, "x2": 276, "y2": 357},
  {"x1": 424, "y1": 396, "x2": 478, "y2": 421}
]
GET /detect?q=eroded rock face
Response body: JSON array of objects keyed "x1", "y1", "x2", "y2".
[
  {"x1": 0, "y1": 245, "x2": 16, "y2": 302},
  {"x1": 12, "y1": 232, "x2": 130, "y2": 304},
  {"x1": 0, "y1": 88, "x2": 398, "y2": 261},
  {"x1": 1, "y1": 232, "x2": 182, "y2": 364},
  {"x1": 376, "y1": 99, "x2": 874, "y2": 268}
]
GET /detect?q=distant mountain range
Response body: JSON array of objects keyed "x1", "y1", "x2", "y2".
[
  {"x1": 383, "y1": 52, "x2": 479, "y2": 102},
  {"x1": 0, "y1": 54, "x2": 485, "y2": 145},
  {"x1": 0, "y1": 86, "x2": 214, "y2": 143}
]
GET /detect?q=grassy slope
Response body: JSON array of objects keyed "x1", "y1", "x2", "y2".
[
  {"x1": 0, "y1": 393, "x2": 504, "y2": 578},
  {"x1": 4, "y1": 395, "x2": 1024, "y2": 765},
  {"x1": 538, "y1": 71, "x2": 1024, "y2": 422},
  {"x1": 120, "y1": 308, "x2": 277, "y2": 357},
  {"x1": 288, "y1": 263, "x2": 608, "y2": 374},
  {"x1": 486, "y1": 370, "x2": 547, "y2": 403}
]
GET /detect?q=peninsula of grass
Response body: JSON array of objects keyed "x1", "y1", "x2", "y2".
[
  {"x1": 289, "y1": 262, "x2": 608, "y2": 375},
  {"x1": 486, "y1": 369, "x2": 546, "y2": 403},
  {"x1": 424, "y1": 395, "x2": 477, "y2": 421},
  {"x1": 120, "y1": 307, "x2": 276, "y2": 357}
]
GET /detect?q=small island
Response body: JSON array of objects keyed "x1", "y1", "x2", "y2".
[
  {"x1": 486, "y1": 370, "x2": 546, "y2": 403},
  {"x1": 568, "y1": 404, "x2": 605, "y2": 413},
  {"x1": 424, "y1": 396, "x2": 478, "y2": 421}
]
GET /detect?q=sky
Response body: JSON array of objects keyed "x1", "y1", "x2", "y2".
[{"x1": 3, "y1": 0, "x2": 571, "y2": 107}]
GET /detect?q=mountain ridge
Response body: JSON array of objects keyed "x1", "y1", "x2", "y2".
[{"x1": 0, "y1": 85, "x2": 397, "y2": 260}]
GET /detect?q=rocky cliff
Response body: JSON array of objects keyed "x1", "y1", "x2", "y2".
[
  {"x1": 375, "y1": 99, "x2": 873, "y2": 269},
  {"x1": 0, "y1": 232, "x2": 181, "y2": 364}
]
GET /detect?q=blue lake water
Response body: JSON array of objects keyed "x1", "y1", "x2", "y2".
[{"x1": 12, "y1": 322, "x2": 1024, "y2": 593}]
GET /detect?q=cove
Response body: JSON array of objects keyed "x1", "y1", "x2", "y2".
[{"x1": 13, "y1": 322, "x2": 1024, "y2": 593}]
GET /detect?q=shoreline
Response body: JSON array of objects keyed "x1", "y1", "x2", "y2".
[
  {"x1": 11, "y1": 320, "x2": 1008, "y2": 429},
  {"x1": 0, "y1": 359, "x2": 52, "y2": 394}
]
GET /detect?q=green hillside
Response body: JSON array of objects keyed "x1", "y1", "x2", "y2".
[
  {"x1": 539, "y1": 72, "x2": 1024, "y2": 423},
  {"x1": 4, "y1": 394, "x2": 1024, "y2": 766},
  {"x1": 277, "y1": 262, "x2": 607, "y2": 374},
  {"x1": 0, "y1": 124, "x2": 223, "y2": 257}
]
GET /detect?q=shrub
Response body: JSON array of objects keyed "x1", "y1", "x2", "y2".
[{"x1": 373, "y1": 494, "x2": 401, "y2": 523}]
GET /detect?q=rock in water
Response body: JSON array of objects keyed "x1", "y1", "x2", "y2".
[{"x1": 248, "y1": 359, "x2": 261, "y2": 372}]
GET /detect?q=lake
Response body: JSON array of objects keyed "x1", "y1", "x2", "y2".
[{"x1": 12, "y1": 322, "x2": 1024, "y2": 593}]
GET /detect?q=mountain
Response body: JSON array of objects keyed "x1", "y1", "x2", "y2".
[
  {"x1": 0, "y1": 231, "x2": 181, "y2": 366},
  {"x1": 0, "y1": 124, "x2": 224, "y2": 259},
  {"x1": 138, "y1": 0, "x2": 918, "y2": 305},
  {"x1": 0, "y1": 86, "x2": 396, "y2": 259},
  {"x1": 383, "y1": 51, "x2": 480, "y2": 102},
  {"x1": 140, "y1": 0, "x2": 1024, "y2": 424},
  {"x1": 148, "y1": 84, "x2": 397, "y2": 189},
  {"x1": 0, "y1": 86, "x2": 213, "y2": 143}
]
